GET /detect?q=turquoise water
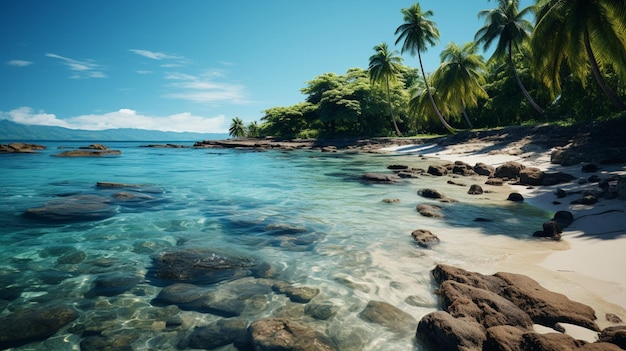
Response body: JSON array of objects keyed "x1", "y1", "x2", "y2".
[{"x1": 0, "y1": 142, "x2": 550, "y2": 350}]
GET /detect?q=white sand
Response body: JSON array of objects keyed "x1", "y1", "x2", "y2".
[{"x1": 384, "y1": 140, "x2": 626, "y2": 328}]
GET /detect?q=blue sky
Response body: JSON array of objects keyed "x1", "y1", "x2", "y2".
[{"x1": 1, "y1": 0, "x2": 533, "y2": 133}]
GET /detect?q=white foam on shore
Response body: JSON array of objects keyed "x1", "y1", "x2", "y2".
[{"x1": 384, "y1": 141, "x2": 626, "y2": 328}]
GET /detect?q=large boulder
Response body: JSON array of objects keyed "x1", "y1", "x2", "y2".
[
  {"x1": 248, "y1": 318, "x2": 336, "y2": 351},
  {"x1": 495, "y1": 272, "x2": 599, "y2": 331},
  {"x1": 417, "y1": 311, "x2": 486, "y2": 351},
  {"x1": 439, "y1": 280, "x2": 533, "y2": 329},
  {"x1": 418, "y1": 264, "x2": 609, "y2": 350},
  {"x1": 0, "y1": 304, "x2": 79, "y2": 349},
  {"x1": 495, "y1": 161, "x2": 525, "y2": 179},
  {"x1": 520, "y1": 167, "x2": 545, "y2": 186}
]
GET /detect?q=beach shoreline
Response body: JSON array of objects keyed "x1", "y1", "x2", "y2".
[{"x1": 383, "y1": 135, "x2": 626, "y2": 327}]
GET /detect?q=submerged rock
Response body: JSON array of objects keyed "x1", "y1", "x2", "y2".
[
  {"x1": 185, "y1": 319, "x2": 249, "y2": 350},
  {"x1": 416, "y1": 204, "x2": 443, "y2": 218},
  {"x1": 149, "y1": 248, "x2": 257, "y2": 285},
  {"x1": 248, "y1": 318, "x2": 336, "y2": 351},
  {"x1": 54, "y1": 149, "x2": 121, "y2": 157},
  {"x1": 24, "y1": 194, "x2": 117, "y2": 222},
  {"x1": 0, "y1": 304, "x2": 79, "y2": 349},
  {"x1": 359, "y1": 300, "x2": 416, "y2": 333}
]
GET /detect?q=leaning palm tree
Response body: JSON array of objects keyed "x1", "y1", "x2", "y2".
[
  {"x1": 531, "y1": 0, "x2": 626, "y2": 110},
  {"x1": 475, "y1": 0, "x2": 545, "y2": 115},
  {"x1": 368, "y1": 42, "x2": 403, "y2": 136},
  {"x1": 395, "y1": 3, "x2": 455, "y2": 133},
  {"x1": 228, "y1": 117, "x2": 245, "y2": 138},
  {"x1": 432, "y1": 42, "x2": 488, "y2": 129}
]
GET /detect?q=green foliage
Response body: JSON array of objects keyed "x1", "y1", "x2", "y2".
[
  {"x1": 254, "y1": 1, "x2": 624, "y2": 139},
  {"x1": 228, "y1": 117, "x2": 245, "y2": 138}
]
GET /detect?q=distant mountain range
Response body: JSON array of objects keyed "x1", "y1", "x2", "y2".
[{"x1": 0, "y1": 119, "x2": 228, "y2": 141}]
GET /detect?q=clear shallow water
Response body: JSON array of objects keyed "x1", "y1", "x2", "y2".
[{"x1": 0, "y1": 141, "x2": 551, "y2": 350}]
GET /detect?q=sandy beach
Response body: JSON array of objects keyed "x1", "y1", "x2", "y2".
[{"x1": 385, "y1": 135, "x2": 626, "y2": 330}]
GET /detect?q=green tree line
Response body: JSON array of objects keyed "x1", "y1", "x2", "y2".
[{"x1": 229, "y1": 0, "x2": 626, "y2": 138}]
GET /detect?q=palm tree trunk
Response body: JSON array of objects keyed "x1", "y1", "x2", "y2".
[
  {"x1": 508, "y1": 46, "x2": 545, "y2": 117},
  {"x1": 462, "y1": 106, "x2": 473, "y2": 129},
  {"x1": 385, "y1": 76, "x2": 402, "y2": 136},
  {"x1": 584, "y1": 28, "x2": 626, "y2": 111},
  {"x1": 418, "y1": 51, "x2": 455, "y2": 133}
]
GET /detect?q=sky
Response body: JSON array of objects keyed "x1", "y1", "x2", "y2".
[{"x1": 1, "y1": 0, "x2": 533, "y2": 133}]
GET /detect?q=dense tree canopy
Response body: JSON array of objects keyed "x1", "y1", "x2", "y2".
[{"x1": 236, "y1": 1, "x2": 625, "y2": 139}]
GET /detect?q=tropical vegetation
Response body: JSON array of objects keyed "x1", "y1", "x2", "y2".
[{"x1": 232, "y1": 0, "x2": 625, "y2": 139}]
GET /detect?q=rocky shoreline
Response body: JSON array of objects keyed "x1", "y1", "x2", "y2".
[{"x1": 2, "y1": 117, "x2": 626, "y2": 350}]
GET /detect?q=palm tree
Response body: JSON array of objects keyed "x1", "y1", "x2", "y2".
[
  {"x1": 532, "y1": 0, "x2": 626, "y2": 110},
  {"x1": 395, "y1": 3, "x2": 455, "y2": 133},
  {"x1": 475, "y1": 0, "x2": 545, "y2": 116},
  {"x1": 228, "y1": 117, "x2": 245, "y2": 138},
  {"x1": 368, "y1": 43, "x2": 403, "y2": 136},
  {"x1": 432, "y1": 42, "x2": 488, "y2": 129}
]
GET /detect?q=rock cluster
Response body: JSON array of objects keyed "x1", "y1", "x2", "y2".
[
  {"x1": 0, "y1": 142, "x2": 46, "y2": 153},
  {"x1": 417, "y1": 264, "x2": 625, "y2": 351}
]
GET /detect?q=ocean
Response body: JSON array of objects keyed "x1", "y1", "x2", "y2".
[{"x1": 0, "y1": 141, "x2": 552, "y2": 350}]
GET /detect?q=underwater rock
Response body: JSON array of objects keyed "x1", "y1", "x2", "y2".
[
  {"x1": 248, "y1": 318, "x2": 336, "y2": 351},
  {"x1": 185, "y1": 319, "x2": 249, "y2": 350},
  {"x1": 0, "y1": 304, "x2": 79, "y2": 349},
  {"x1": 416, "y1": 204, "x2": 443, "y2": 218},
  {"x1": 80, "y1": 330, "x2": 141, "y2": 351},
  {"x1": 85, "y1": 273, "x2": 142, "y2": 297},
  {"x1": 361, "y1": 173, "x2": 400, "y2": 183},
  {"x1": 359, "y1": 300, "x2": 417, "y2": 333},
  {"x1": 149, "y1": 248, "x2": 257, "y2": 285},
  {"x1": 24, "y1": 194, "x2": 117, "y2": 222},
  {"x1": 305, "y1": 302, "x2": 339, "y2": 320},
  {"x1": 54, "y1": 149, "x2": 121, "y2": 157},
  {"x1": 273, "y1": 285, "x2": 319, "y2": 303}
]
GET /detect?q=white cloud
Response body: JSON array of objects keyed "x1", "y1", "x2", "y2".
[
  {"x1": 1, "y1": 107, "x2": 227, "y2": 133},
  {"x1": 45, "y1": 53, "x2": 107, "y2": 79},
  {"x1": 7, "y1": 60, "x2": 33, "y2": 67},
  {"x1": 129, "y1": 49, "x2": 182, "y2": 61},
  {"x1": 2, "y1": 107, "x2": 70, "y2": 128},
  {"x1": 163, "y1": 71, "x2": 249, "y2": 104}
]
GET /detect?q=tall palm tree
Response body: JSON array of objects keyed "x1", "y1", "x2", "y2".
[
  {"x1": 432, "y1": 42, "x2": 488, "y2": 129},
  {"x1": 475, "y1": 0, "x2": 545, "y2": 115},
  {"x1": 532, "y1": 0, "x2": 626, "y2": 110},
  {"x1": 395, "y1": 3, "x2": 455, "y2": 133},
  {"x1": 228, "y1": 117, "x2": 245, "y2": 138},
  {"x1": 368, "y1": 42, "x2": 403, "y2": 136}
]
